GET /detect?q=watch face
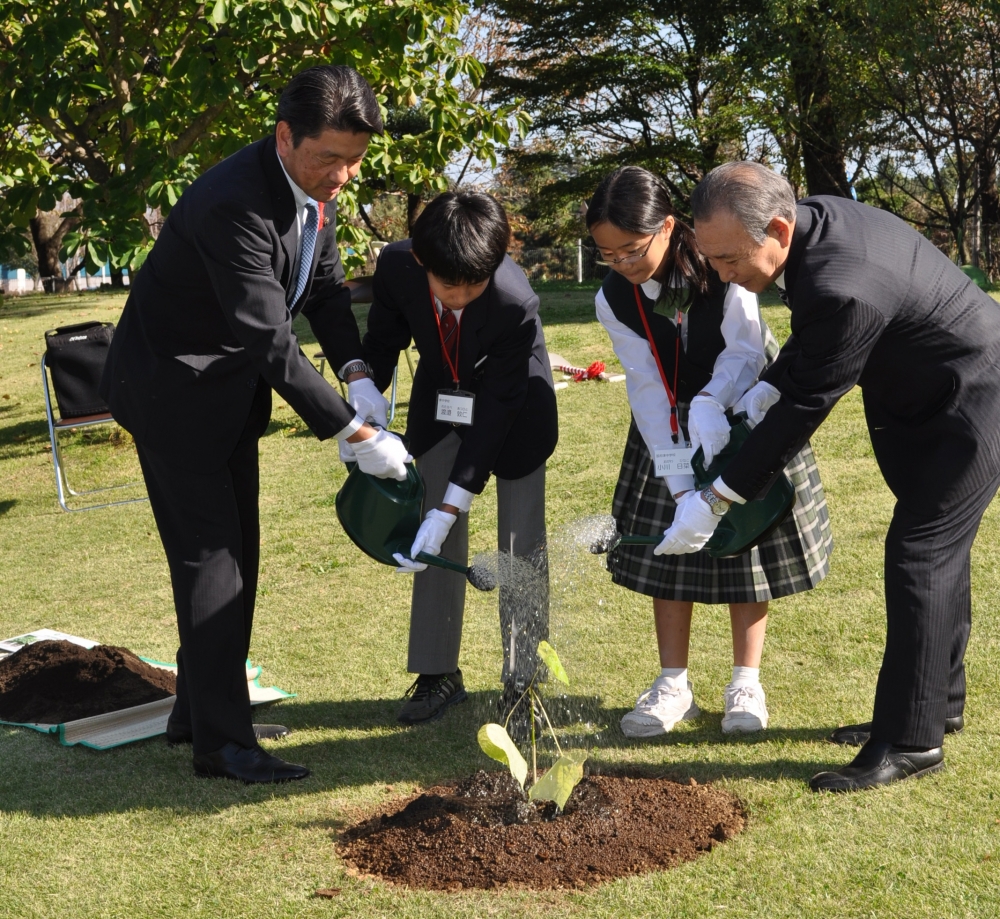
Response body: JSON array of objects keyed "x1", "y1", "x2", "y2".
[{"x1": 703, "y1": 488, "x2": 729, "y2": 515}]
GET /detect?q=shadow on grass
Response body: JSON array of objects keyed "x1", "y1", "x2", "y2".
[
  {"x1": 0, "y1": 418, "x2": 49, "y2": 447},
  {"x1": 1, "y1": 291, "x2": 126, "y2": 320},
  {"x1": 0, "y1": 691, "x2": 850, "y2": 817},
  {"x1": 0, "y1": 499, "x2": 17, "y2": 516}
]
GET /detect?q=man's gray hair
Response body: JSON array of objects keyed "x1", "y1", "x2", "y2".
[{"x1": 690, "y1": 162, "x2": 797, "y2": 244}]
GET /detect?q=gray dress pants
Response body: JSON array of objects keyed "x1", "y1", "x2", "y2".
[{"x1": 408, "y1": 432, "x2": 548, "y2": 685}]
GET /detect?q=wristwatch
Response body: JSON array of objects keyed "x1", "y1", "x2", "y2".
[
  {"x1": 700, "y1": 486, "x2": 731, "y2": 516},
  {"x1": 339, "y1": 360, "x2": 371, "y2": 381}
]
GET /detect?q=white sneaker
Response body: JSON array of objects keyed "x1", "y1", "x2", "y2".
[
  {"x1": 620, "y1": 677, "x2": 699, "y2": 737},
  {"x1": 721, "y1": 682, "x2": 769, "y2": 733}
]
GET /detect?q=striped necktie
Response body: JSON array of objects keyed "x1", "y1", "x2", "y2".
[{"x1": 290, "y1": 200, "x2": 319, "y2": 310}]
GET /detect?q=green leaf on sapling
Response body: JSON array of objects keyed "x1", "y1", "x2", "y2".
[
  {"x1": 537, "y1": 640, "x2": 568, "y2": 685},
  {"x1": 527, "y1": 749, "x2": 589, "y2": 811},
  {"x1": 477, "y1": 723, "x2": 527, "y2": 790}
]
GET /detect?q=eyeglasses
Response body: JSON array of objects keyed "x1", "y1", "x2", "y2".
[{"x1": 594, "y1": 235, "x2": 656, "y2": 267}]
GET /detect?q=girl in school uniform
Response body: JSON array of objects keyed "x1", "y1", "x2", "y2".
[{"x1": 587, "y1": 166, "x2": 833, "y2": 736}]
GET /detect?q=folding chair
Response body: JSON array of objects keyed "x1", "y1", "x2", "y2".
[{"x1": 41, "y1": 354, "x2": 147, "y2": 514}]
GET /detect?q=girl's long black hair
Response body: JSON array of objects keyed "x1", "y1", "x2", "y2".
[{"x1": 586, "y1": 166, "x2": 711, "y2": 304}]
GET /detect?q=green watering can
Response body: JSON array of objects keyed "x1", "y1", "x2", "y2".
[
  {"x1": 594, "y1": 415, "x2": 795, "y2": 559},
  {"x1": 335, "y1": 462, "x2": 497, "y2": 591}
]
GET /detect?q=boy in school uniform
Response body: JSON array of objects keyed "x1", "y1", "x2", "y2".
[{"x1": 353, "y1": 191, "x2": 558, "y2": 725}]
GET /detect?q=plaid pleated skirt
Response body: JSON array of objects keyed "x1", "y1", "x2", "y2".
[{"x1": 608, "y1": 407, "x2": 833, "y2": 603}]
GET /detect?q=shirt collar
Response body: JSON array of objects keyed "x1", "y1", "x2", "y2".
[
  {"x1": 640, "y1": 272, "x2": 687, "y2": 301},
  {"x1": 433, "y1": 295, "x2": 464, "y2": 320},
  {"x1": 276, "y1": 150, "x2": 312, "y2": 212},
  {"x1": 774, "y1": 271, "x2": 786, "y2": 290}
]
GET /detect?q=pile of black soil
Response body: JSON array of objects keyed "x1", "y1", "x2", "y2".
[
  {"x1": 338, "y1": 769, "x2": 746, "y2": 890},
  {"x1": 0, "y1": 640, "x2": 176, "y2": 723}
]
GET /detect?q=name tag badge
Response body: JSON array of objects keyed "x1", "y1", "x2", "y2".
[
  {"x1": 435, "y1": 389, "x2": 476, "y2": 426},
  {"x1": 653, "y1": 445, "x2": 694, "y2": 477}
]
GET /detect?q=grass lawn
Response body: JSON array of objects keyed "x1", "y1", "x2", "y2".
[{"x1": 1, "y1": 286, "x2": 999, "y2": 919}]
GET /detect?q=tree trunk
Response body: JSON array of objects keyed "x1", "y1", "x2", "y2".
[
  {"x1": 788, "y1": 18, "x2": 852, "y2": 198},
  {"x1": 29, "y1": 210, "x2": 76, "y2": 293},
  {"x1": 110, "y1": 268, "x2": 125, "y2": 288},
  {"x1": 407, "y1": 192, "x2": 422, "y2": 234},
  {"x1": 979, "y1": 156, "x2": 1000, "y2": 280}
]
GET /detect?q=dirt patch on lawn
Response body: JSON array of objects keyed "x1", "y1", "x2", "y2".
[
  {"x1": 0, "y1": 640, "x2": 176, "y2": 723},
  {"x1": 338, "y1": 769, "x2": 745, "y2": 890}
]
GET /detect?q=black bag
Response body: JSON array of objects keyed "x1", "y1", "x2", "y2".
[{"x1": 44, "y1": 321, "x2": 115, "y2": 418}]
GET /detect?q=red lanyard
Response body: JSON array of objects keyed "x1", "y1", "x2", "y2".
[
  {"x1": 633, "y1": 284, "x2": 682, "y2": 443},
  {"x1": 430, "y1": 286, "x2": 461, "y2": 386}
]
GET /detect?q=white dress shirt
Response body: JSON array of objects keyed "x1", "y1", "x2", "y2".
[
  {"x1": 276, "y1": 151, "x2": 313, "y2": 262},
  {"x1": 596, "y1": 277, "x2": 767, "y2": 495}
]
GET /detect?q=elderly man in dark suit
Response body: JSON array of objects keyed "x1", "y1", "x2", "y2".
[
  {"x1": 654, "y1": 162, "x2": 1000, "y2": 791},
  {"x1": 359, "y1": 191, "x2": 558, "y2": 729},
  {"x1": 101, "y1": 65, "x2": 410, "y2": 783}
]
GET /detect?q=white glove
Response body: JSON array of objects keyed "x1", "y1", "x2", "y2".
[
  {"x1": 654, "y1": 490, "x2": 722, "y2": 555},
  {"x1": 347, "y1": 377, "x2": 390, "y2": 429},
  {"x1": 733, "y1": 381, "x2": 781, "y2": 426},
  {"x1": 350, "y1": 428, "x2": 412, "y2": 481},
  {"x1": 393, "y1": 508, "x2": 457, "y2": 573},
  {"x1": 687, "y1": 395, "x2": 730, "y2": 467},
  {"x1": 338, "y1": 437, "x2": 357, "y2": 463}
]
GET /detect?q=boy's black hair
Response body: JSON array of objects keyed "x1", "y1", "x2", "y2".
[
  {"x1": 410, "y1": 191, "x2": 510, "y2": 284},
  {"x1": 276, "y1": 65, "x2": 383, "y2": 146}
]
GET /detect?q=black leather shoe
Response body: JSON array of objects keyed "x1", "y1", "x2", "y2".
[
  {"x1": 192, "y1": 742, "x2": 309, "y2": 783},
  {"x1": 166, "y1": 720, "x2": 292, "y2": 745},
  {"x1": 810, "y1": 740, "x2": 944, "y2": 792},
  {"x1": 828, "y1": 715, "x2": 964, "y2": 746}
]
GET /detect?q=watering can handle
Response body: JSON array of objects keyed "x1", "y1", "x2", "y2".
[
  {"x1": 617, "y1": 535, "x2": 662, "y2": 546},
  {"x1": 414, "y1": 551, "x2": 470, "y2": 575}
]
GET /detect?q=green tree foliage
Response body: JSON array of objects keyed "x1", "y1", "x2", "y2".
[
  {"x1": 492, "y1": 141, "x2": 590, "y2": 247},
  {"x1": 0, "y1": 0, "x2": 526, "y2": 283},
  {"x1": 486, "y1": 0, "x2": 754, "y2": 216},
  {"x1": 853, "y1": 0, "x2": 1000, "y2": 267},
  {"x1": 486, "y1": 1, "x2": 882, "y2": 224},
  {"x1": 734, "y1": 1, "x2": 882, "y2": 198}
]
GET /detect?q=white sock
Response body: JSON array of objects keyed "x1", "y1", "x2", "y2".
[
  {"x1": 659, "y1": 667, "x2": 688, "y2": 688},
  {"x1": 731, "y1": 665, "x2": 760, "y2": 688}
]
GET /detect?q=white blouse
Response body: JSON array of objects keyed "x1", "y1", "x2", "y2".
[{"x1": 596, "y1": 277, "x2": 767, "y2": 494}]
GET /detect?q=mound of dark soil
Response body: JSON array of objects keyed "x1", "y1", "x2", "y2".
[
  {"x1": 0, "y1": 640, "x2": 176, "y2": 723},
  {"x1": 338, "y1": 769, "x2": 745, "y2": 890}
]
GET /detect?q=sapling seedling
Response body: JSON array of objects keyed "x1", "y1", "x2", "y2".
[{"x1": 476, "y1": 640, "x2": 588, "y2": 812}]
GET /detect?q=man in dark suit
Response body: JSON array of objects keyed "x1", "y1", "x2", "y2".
[
  {"x1": 359, "y1": 191, "x2": 558, "y2": 728},
  {"x1": 101, "y1": 65, "x2": 411, "y2": 783},
  {"x1": 655, "y1": 161, "x2": 1000, "y2": 791}
]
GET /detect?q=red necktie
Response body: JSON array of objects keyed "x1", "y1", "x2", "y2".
[{"x1": 439, "y1": 307, "x2": 459, "y2": 366}]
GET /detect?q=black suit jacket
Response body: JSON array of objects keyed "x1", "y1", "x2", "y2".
[
  {"x1": 363, "y1": 242, "x2": 558, "y2": 493},
  {"x1": 722, "y1": 196, "x2": 1000, "y2": 510},
  {"x1": 101, "y1": 136, "x2": 360, "y2": 470}
]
